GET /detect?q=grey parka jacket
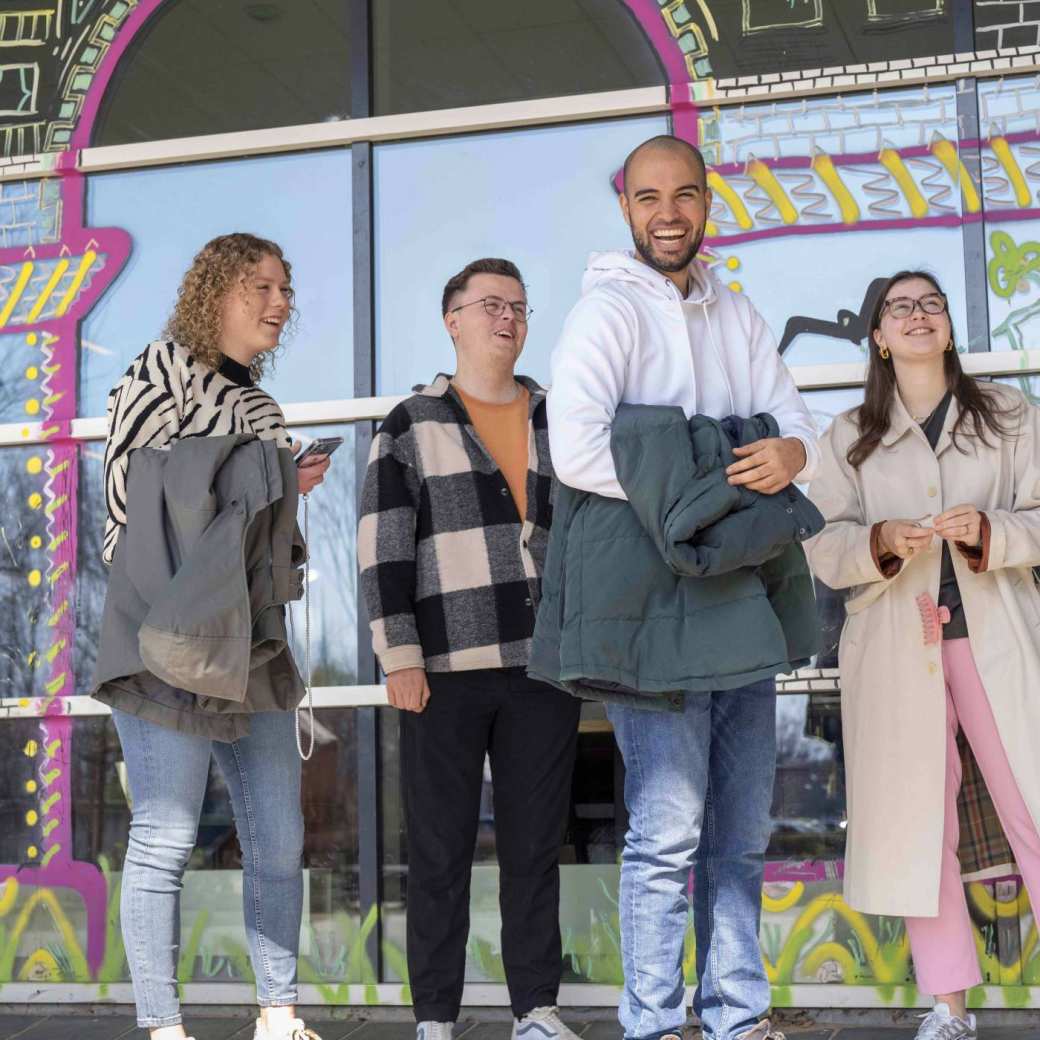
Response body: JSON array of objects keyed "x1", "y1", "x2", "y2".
[{"x1": 92, "y1": 434, "x2": 307, "y2": 740}]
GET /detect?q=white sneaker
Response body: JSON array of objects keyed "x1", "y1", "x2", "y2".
[
  {"x1": 252, "y1": 1017, "x2": 322, "y2": 1040},
  {"x1": 416, "y1": 1023, "x2": 455, "y2": 1040},
  {"x1": 512, "y1": 1006, "x2": 581, "y2": 1039},
  {"x1": 737, "y1": 1021, "x2": 786, "y2": 1040},
  {"x1": 914, "y1": 1003, "x2": 978, "y2": 1039}
]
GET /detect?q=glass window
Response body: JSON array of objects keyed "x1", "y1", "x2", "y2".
[
  {"x1": 0, "y1": 710, "x2": 360, "y2": 987},
  {"x1": 373, "y1": 115, "x2": 669, "y2": 394},
  {"x1": 705, "y1": 83, "x2": 969, "y2": 367},
  {"x1": 979, "y1": 76, "x2": 1040, "y2": 358},
  {"x1": 372, "y1": 0, "x2": 663, "y2": 116},
  {"x1": 81, "y1": 148, "x2": 353, "y2": 417},
  {"x1": 92, "y1": 0, "x2": 351, "y2": 146}
]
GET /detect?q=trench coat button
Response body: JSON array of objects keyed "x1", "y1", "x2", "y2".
[
  {"x1": 524, "y1": 597, "x2": 533, "y2": 607},
  {"x1": 799, "y1": 527, "x2": 807, "y2": 536},
  {"x1": 786, "y1": 506, "x2": 794, "y2": 514},
  {"x1": 927, "y1": 486, "x2": 938, "y2": 497},
  {"x1": 928, "y1": 661, "x2": 938, "y2": 675},
  {"x1": 500, "y1": 487, "x2": 509, "y2": 496}
]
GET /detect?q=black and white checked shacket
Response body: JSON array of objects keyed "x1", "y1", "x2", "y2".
[{"x1": 359, "y1": 374, "x2": 553, "y2": 674}]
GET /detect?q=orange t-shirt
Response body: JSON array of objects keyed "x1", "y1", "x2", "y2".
[{"x1": 455, "y1": 384, "x2": 531, "y2": 520}]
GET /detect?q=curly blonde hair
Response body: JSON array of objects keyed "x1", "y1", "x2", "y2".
[{"x1": 163, "y1": 233, "x2": 297, "y2": 382}]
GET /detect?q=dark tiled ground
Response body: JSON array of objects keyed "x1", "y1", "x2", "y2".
[{"x1": 0, "y1": 1012, "x2": 1037, "y2": 1039}]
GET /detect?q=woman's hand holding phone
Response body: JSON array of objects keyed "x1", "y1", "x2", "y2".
[{"x1": 292, "y1": 439, "x2": 333, "y2": 494}]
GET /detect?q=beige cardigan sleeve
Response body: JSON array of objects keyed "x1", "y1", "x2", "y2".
[
  {"x1": 981, "y1": 396, "x2": 1040, "y2": 572},
  {"x1": 804, "y1": 416, "x2": 892, "y2": 590}
]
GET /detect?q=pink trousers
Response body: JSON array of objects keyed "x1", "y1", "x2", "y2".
[{"x1": 904, "y1": 638, "x2": 1040, "y2": 995}]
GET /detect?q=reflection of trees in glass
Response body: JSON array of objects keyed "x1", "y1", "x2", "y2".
[
  {"x1": 75, "y1": 448, "x2": 108, "y2": 694},
  {"x1": 0, "y1": 446, "x2": 56, "y2": 700},
  {"x1": 0, "y1": 337, "x2": 37, "y2": 423},
  {"x1": 289, "y1": 426, "x2": 357, "y2": 687}
]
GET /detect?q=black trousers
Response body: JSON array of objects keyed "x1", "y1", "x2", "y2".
[{"x1": 402, "y1": 667, "x2": 580, "y2": 1022}]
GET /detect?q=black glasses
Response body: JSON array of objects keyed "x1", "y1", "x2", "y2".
[
  {"x1": 882, "y1": 293, "x2": 948, "y2": 319},
  {"x1": 450, "y1": 296, "x2": 533, "y2": 323}
]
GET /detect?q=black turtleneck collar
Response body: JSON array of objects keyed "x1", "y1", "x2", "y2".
[{"x1": 219, "y1": 354, "x2": 253, "y2": 388}]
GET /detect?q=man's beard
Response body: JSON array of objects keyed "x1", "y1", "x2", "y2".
[{"x1": 631, "y1": 224, "x2": 703, "y2": 274}]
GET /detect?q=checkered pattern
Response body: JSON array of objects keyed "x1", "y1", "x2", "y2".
[
  {"x1": 957, "y1": 728, "x2": 1015, "y2": 878},
  {"x1": 359, "y1": 374, "x2": 552, "y2": 675}
]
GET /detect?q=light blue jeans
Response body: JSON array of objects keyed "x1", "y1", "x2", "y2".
[
  {"x1": 113, "y1": 709, "x2": 304, "y2": 1028},
  {"x1": 607, "y1": 680, "x2": 777, "y2": 1040}
]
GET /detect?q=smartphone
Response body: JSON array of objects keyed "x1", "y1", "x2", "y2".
[{"x1": 295, "y1": 436, "x2": 344, "y2": 465}]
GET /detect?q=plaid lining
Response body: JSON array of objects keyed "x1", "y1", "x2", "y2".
[
  {"x1": 957, "y1": 728, "x2": 1016, "y2": 878},
  {"x1": 359, "y1": 374, "x2": 552, "y2": 674}
]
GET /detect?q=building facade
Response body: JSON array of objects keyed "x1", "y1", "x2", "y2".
[{"x1": 0, "y1": 0, "x2": 1039, "y2": 1014}]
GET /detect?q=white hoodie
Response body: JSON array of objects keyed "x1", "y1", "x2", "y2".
[{"x1": 548, "y1": 251, "x2": 820, "y2": 499}]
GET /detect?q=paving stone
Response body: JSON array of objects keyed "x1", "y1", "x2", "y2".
[
  {"x1": 190, "y1": 1018, "x2": 258, "y2": 1040},
  {"x1": 0, "y1": 1018, "x2": 50, "y2": 1040}
]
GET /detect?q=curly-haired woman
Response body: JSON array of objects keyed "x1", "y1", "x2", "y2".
[{"x1": 98, "y1": 233, "x2": 330, "y2": 1040}]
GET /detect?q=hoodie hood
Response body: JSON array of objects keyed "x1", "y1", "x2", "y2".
[{"x1": 581, "y1": 250, "x2": 719, "y2": 306}]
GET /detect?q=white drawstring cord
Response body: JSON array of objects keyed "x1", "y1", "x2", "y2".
[{"x1": 292, "y1": 492, "x2": 315, "y2": 761}]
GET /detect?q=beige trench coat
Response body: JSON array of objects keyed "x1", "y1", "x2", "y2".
[{"x1": 805, "y1": 385, "x2": 1040, "y2": 917}]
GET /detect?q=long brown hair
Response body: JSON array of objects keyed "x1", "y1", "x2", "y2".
[{"x1": 847, "y1": 270, "x2": 1016, "y2": 467}]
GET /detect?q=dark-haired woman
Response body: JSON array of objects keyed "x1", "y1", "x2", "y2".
[
  {"x1": 96, "y1": 234, "x2": 329, "y2": 1040},
  {"x1": 805, "y1": 271, "x2": 1040, "y2": 1040}
]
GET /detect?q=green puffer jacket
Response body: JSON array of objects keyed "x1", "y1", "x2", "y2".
[{"x1": 528, "y1": 405, "x2": 823, "y2": 710}]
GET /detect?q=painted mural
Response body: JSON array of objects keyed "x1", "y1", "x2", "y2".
[{"x1": 0, "y1": 0, "x2": 1040, "y2": 1013}]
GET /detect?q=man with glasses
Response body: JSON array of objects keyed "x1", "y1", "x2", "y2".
[
  {"x1": 359, "y1": 258, "x2": 581, "y2": 1040},
  {"x1": 548, "y1": 137, "x2": 820, "y2": 1040}
]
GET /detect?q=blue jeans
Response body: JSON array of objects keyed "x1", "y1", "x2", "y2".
[
  {"x1": 607, "y1": 680, "x2": 776, "y2": 1040},
  {"x1": 113, "y1": 709, "x2": 304, "y2": 1028}
]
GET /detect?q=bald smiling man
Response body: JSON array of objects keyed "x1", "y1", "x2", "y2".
[{"x1": 547, "y1": 135, "x2": 818, "y2": 1040}]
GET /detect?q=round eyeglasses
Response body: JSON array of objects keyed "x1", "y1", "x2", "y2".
[
  {"x1": 881, "y1": 293, "x2": 948, "y2": 319},
  {"x1": 449, "y1": 296, "x2": 533, "y2": 323}
]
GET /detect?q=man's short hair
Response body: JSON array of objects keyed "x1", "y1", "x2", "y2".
[
  {"x1": 622, "y1": 135, "x2": 707, "y2": 193},
  {"x1": 441, "y1": 258, "x2": 526, "y2": 316}
]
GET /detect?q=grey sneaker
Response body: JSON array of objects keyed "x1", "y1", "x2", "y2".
[
  {"x1": 417, "y1": 1023, "x2": 454, "y2": 1040},
  {"x1": 512, "y1": 1006, "x2": 581, "y2": 1039},
  {"x1": 737, "y1": 1021, "x2": 786, "y2": 1040},
  {"x1": 914, "y1": 1004, "x2": 978, "y2": 1039}
]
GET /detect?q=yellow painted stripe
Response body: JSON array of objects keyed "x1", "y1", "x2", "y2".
[
  {"x1": 42, "y1": 819, "x2": 59, "y2": 838},
  {"x1": 45, "y1": 672, "x2": 66, "y2": 695},
  {"x1": 48, "y1": 531, "x2": 68, "y2": 552},
  {"x1": 930, "y1": 137, "x2": 981, "y2": 213},
  {"x1": 46, "y1": 460, "x2": 70, "y2": 477},
  {"x1": 990, "y1": 136, "x2": 1032, "y2": 208},
  {"x1": 0, "y1": 262, "x2": 34, "y2": 327},
  {"x1": 45, "y1": 639, "x2": 66, "y2": 663},
  {"x1": 879, "y1": 148, "x2": 929, "y2": 219},
  {"x1": 44, "y1": 738, "x2": 61, "y2": 757},
  {"x1": 47, "y1": 561, "x2": 69, "y2": 585},
  {"x1": 25, "y1": 259, "x2": 69, "y2": 324},
  {"x1": 54, "y1": 250, "x2": 97, "y2": 317},
  {"x1": 44, "y1": 494, "x2": 68, "y2": 517},
  {"x1": 707, "y1": 170, "x2": 754, "y2": 229},
  {"x1": 42, "y1": 768, "x2": 61, "y2": 786},
  {"x1": 811, "y1": 150, "x2": 860, "y2": 224},
  {"x1": 48, "y1": 600, "x2": 68, "y2": 626},
  {"x1": 41, "y1": 792, "x2": 61, "y2": 815},
  {"x1": 40, "y1": 844, "x2": 61, "y2": 867},
  {"x1": 746, "y1": 159, "x2": 798, "y2": 224},
  {"x1": 42, "y1": 391, "x2": 64, "y2": 407}
]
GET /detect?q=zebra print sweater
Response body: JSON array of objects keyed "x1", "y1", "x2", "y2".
[{"x1": 102, "y1": 340, "x2": 292, "y2": 564}]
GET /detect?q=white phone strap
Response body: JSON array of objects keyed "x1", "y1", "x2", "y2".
[{"x1": 293, "y1": 493, "x2": 315, "y2": 761}]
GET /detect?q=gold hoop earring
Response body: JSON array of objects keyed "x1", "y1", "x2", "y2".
[
  {"x1": 946, "y1": 339, "x2": 954, "y2": 352},
  {"x1": 879, "y1": 345, "x2": 890, "y2": 360}
]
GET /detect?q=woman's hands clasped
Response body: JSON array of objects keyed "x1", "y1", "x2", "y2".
[
  {"x1": 878, "y1": 520, "x2": 934, "y2": 560},
  {"x1": 879, "y1": 504, "x2": 983, "y2": 560}
]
